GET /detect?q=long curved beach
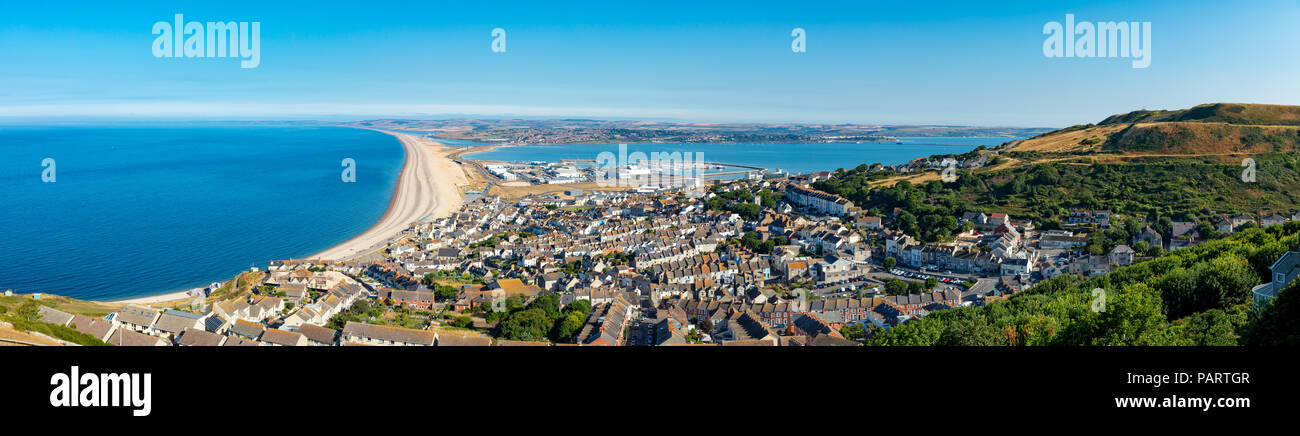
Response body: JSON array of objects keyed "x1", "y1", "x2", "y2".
[
  {"x1": 309, "y1": 130, "x2": 466, "y2": 260},
  {"x1": 108, "y1": 130, "x2": 464, "y2": 304}
]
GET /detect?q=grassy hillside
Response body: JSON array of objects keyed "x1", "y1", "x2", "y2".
[
  {"x1": 0, "y1": 301, "x2": 110, "y2": 346},
  {"x1": 1006, "y1": 103, "x2": 1300, "y2": 156},
  {"x1": 1098, "y1": 103, "x2": 1300, "y2": 126},
  {"x1": 207, "y1": 270, "x2": 266, "y2": 302},
  {"x1": 1101, "y1": 123, "x2": 1300, "y2": 154}
]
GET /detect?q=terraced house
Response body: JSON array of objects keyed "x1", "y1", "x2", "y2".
[
  {"x1": 785, "y1": 183, "x2": 854, "y2": 216},
  {"x1": 341, "y1": 321, "x2": 437, "y2": 346},
  {"x1": 577, "y1": 294, "x2": 633, "y2": 346}
]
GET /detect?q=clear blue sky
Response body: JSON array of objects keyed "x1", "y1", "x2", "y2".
[{"x1": 1, "y1": 0, "x2": 1297, "y2": 126}]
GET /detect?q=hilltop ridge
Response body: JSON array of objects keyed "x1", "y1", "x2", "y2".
[
  {"x1": 1097, "y1": 103, "x2": 1300, "y2": 126},
  {"x1": 1006, "y1": 103, "x2": 1300, "y2": 155}
]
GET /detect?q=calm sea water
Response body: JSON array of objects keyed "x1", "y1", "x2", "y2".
[
  {"x1": 0, "y1": 125, "x2": 403, "y2": 301},
  {"x1": 462, "y1": 137, "x2": 1019, "y2": 174}
]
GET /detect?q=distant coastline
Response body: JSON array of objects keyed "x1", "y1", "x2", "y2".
[{"x1": 460, "y1": 138, "x2": 1016, "y2": 175}]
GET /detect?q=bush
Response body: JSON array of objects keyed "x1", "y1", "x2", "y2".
[{"x1": 1, "y1": 314, "x2": 109, "y2": 346}]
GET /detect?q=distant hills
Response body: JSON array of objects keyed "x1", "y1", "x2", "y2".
[{"x1": 342, "y1": 118, "x2": 1053, "y2": 145}]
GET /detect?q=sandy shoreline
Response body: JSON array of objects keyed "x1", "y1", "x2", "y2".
[
  {"x1": 308, "y1": 130, "x2": 467, "y2": 261},
  {"x1": 107, "y1": 291, "x2": 195, "y2": 305}
]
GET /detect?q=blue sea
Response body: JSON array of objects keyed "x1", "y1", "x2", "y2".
[
  {"x1": 462, "y1": 137, "x2": 1019, "y2": 174},
  {"x1": 0, "y1": 125, "x2": 404, "y2": 301}
]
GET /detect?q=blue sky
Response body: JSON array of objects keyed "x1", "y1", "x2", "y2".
[{"x1": 0, "y1": 0, "x2": 1297, "y2": 126}]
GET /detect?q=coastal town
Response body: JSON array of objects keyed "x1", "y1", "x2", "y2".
[{"x1": 14, "y1": 148, "x2": 1300, "y2": 347}]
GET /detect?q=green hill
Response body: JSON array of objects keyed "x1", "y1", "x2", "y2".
[{"x1": 1098, "y1": 103, "x2": 1300, "y2": 126}]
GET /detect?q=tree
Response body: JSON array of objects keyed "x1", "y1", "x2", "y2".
[
  {"x1": 498, "y1": 309, "x2": 551, "y2": 341},
  {"x1": 925, "y1": 277, "x2": 939, "y2": 289},
  {"x1": 525, "y1": 294, "x2": 561, "y2": 320},
  {"x1": 1133, "y1": 241, "x2": 1150, "y2": 255},
  {"x1": 840, "y1": 323, "x2": 868, "y2": 342},
  {"x1": 896, "y1": 211, "x2": 919, "y2": 236},
  {"x1": 1191, "y1": 255, "x2": 1260, "y2": 310},
  {"x1": 884, "y1": 279, "x2": 909, "y2": 295},
  {"x1": 882, "y1": 257, "x2": 897, "y2": 269},
  {"x1": 1093, "y1": 283, "x2": 1167, "y2": 345},
  {"x1": 433, "y1": 284, "x2": 461, "y2": 301},
  {"x1": 1177, "y1": 308, "x2": 1245, "y2": 345},
  {"x1": 551, "y1": 311, "x2": 586, "y2": 342},
  {"x1": 1154, "y1": 267, "x2": 1200, "y2": 319},
  {"x1": 548, "y1": 299, "x2": 594, "y2": 343},
  {"x1": 1241, "y1": 281, "x2": 1300, "y2": 345},
  {"x1": 699, "y1": 317, "x2": 714, "y2": 334}
]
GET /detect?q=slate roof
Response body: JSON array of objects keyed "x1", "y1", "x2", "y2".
[
  {"x1": 341, "y1": 321, "x2": 436, "y2": 345},
  {"x1": 1273, "y1": 251, "x2": 1300, "y2": 275},
  {"x1": 69, "y1": 314, "x2": 115, "y2": 340},
  {"x1": 115, "y1": 305, "x2": 160, "y2": 327},
  {"x1": 107, "y1": 328, "x2": 164, "y2": 346},
  {"x1": 37, "y1": 306, "x2": 74, "y2": 326},
  {"x1": 261, "y1": 328, "x2": 305, "y2": 346},
  {"x1": 222, "y1": 335, "x2": 261, "y2": 346},
  {"x1": 154, "y1": 310, "x2": 205, "y2": 335},
  {"x1": 297, "y1": 324, "x2": 339, "y2": 345},
  {"x1": 177, "y1": 327, "x2": 225, "y2": 346},
  {"x1": 230, "y1": 319, "x2": 264, "y2": 339},
  {"x1": 436, "y1": 335, "x2": 493, "y2": 346}
]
